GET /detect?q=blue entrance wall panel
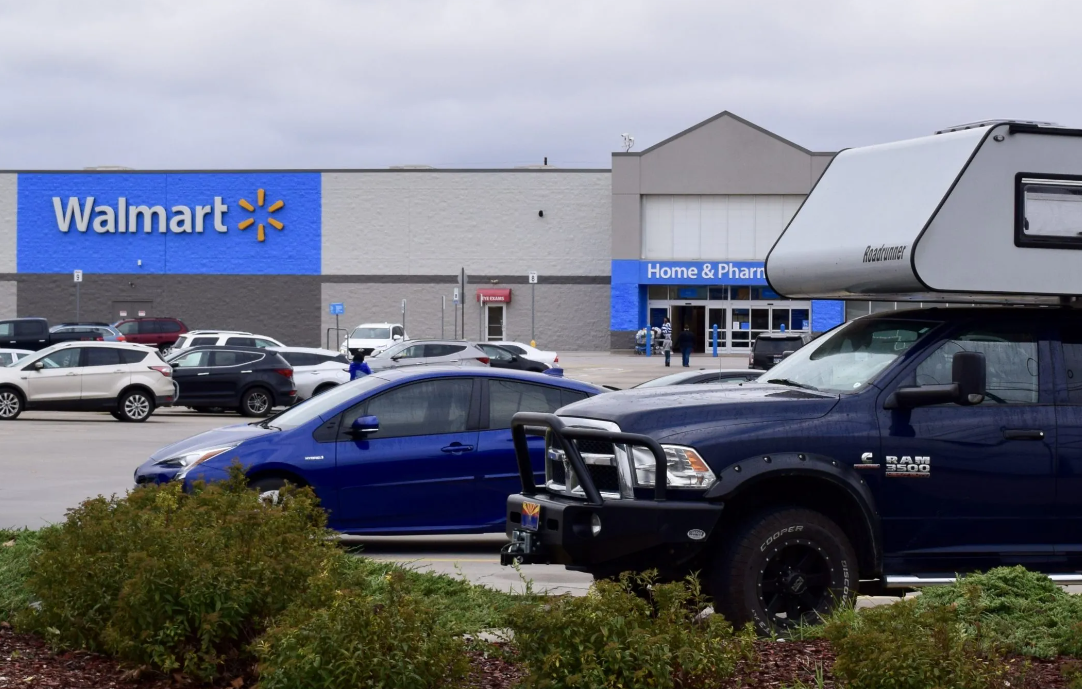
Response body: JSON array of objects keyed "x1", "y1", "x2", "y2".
[
  {"x1": 17, "y1": 173, "x2": 321, "y2": 274},
  {"x1": 811, "y1": 300, "x2": 844, "y2": 332},
  {"x1": 610, "y1": 260, "x2": 644, "y2": 330}
]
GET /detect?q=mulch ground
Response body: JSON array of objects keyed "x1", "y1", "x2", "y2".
[{"x1": 1, "y1": 623, "x2": 1077, "y2": 688}]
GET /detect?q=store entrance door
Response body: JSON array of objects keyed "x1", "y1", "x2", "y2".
[
  {"x1": 670, "y1": 305, "x2": 706, "y2": 353},
  {"x1": 484, "y1": 304, "x2": 505, "y2": 341}
]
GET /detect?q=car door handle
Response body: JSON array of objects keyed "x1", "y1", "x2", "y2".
[
  {"x1": 441, "y1": 444, "x2": 474, "y2": 453},
  {"x1": 1003, "y1": 429, "x2": 1045, "y2": 440},
  {"x1": 241, "y1": 370, "x2": 252, "y2": 373},
  {"x1": 197, "y1": 372, "x2": 210, "y2": 376},
  {"x1": 66, "y1": 372, "x2": 77, "y2": 376}
]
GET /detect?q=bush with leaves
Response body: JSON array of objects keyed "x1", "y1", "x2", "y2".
[
  {"x1": 917, "y1": 566, "x2": 1082, "y2": 659},
  {"x1": 0, "y1": 528, "x2": 45, "y2": 622},
  {"x1": 506, "y1": 572, "x2": 755, "y2": 689},
  {"x1": 254, "y1": 557, "x2": 467, "y2": 689},
  {"x1": 17, "y1": 468, "x2": 335, "y2": 681},
  {"x1": 825, "y1": 597, "x2": 1012, "y2": 689}
]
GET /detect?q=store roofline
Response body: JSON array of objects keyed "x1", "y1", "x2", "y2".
[{"x1": 612, "y1": 110, "x2": 834, "y2": 157}]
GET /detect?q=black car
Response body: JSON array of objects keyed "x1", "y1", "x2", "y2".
[
  {"x1": 749, "y1": 333, "x2": 810, "y2": 370},
  {"x1": 167, "y1": 346, "x2": 295, "y2": 417},
  {"x1": 477, "y1": 343, "x2": 548, "y2": 372}
]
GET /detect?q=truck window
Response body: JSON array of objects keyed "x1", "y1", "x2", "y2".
[
  {"x1": 1059, "y1": 325, "x2": 1082, "y2": 404},
  {"x1": 915, "y1": 327, "x2": 1039, "y2": 404}
]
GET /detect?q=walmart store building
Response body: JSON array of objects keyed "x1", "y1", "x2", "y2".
[{"x1": 0, "y1": 111, "x2": 848, "y2": 351}]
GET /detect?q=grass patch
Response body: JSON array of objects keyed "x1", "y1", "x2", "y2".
[
  {"x1": 0, "y1": 528, "x2": 45, "y2": 622},
  {"x1": 339, "y1": 553, "x2": 529, "y2": 635}
]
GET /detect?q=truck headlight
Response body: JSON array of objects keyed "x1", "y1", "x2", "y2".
[{"x1": 630, "y1": 445, "x2": 716, "y2": 489}]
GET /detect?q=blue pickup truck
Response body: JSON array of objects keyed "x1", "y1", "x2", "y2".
[{"x1": 502, "y1": 306, "x2": 1082, "y2": 633}]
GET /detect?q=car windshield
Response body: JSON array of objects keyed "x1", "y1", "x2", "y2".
[
  {"x1": 760, "y1": 318, "x2": 940, "y2": 393},
  {"x1": 351, "y1": 327, "x2": 390, "y2": 339},
  {"x1": 267, "y1": 376, "x2": 388, "y2": 431}
]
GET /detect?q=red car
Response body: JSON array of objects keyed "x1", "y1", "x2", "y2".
[{"x1": 112, "y1": 317, "x2": 188, "y2": 350}]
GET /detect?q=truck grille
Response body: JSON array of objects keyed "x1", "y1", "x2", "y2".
[{"x1": 546, "y1": 436, "x2": 621, "y2": 496}]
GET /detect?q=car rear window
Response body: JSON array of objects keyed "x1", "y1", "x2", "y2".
[
  {"x1": 158, "y1": 320, "x2": 182, "y2": 333},
  {"x1": 120, "y1": 349, "x2": 149, "y2": 364},
  {"x1": 191, "y1": 337, "x2": 218, "y2": 347},
  {"x1": 14, "y1": 321, "x2": 46, "y2": 336},
  {"x1": 225, "y1": 337, "x2": 257, "y2": 347},
  {"x1": 84, "y1": 347, "x2": 121, "y2": 366},
  {"x1": 211, "y1": 351, "x2": 262, "y2": 367},
  {"x1": 281, "y1": 352, "x2": 319, "y2": 367},
  {"x1": 426, "y1": 344, "x2": 466, "y2": 357}
]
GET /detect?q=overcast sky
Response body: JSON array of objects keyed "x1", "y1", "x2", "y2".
[{"x1": 0, "y1": 0, "x2": 1078, "y2": 169}]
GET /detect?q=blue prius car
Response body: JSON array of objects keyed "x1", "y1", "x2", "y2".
[{"x1": 135, "y1": 366, "x2": 605, "y2": 534}]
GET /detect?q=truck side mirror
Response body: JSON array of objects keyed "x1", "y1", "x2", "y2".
[{"x1": 884, "y1": 350, "x2": 986, "y2": 410}]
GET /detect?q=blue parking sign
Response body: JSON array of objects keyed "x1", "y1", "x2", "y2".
[{"x1": 329, "y1": 302, "x2": 344, "y2": 315}]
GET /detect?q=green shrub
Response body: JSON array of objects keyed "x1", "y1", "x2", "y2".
[
  {"x1": 918, "y1": 566, "x2": 1082, "y2": 659},
  {"x1": 0, "y1": 528, "x2": 45, "y2": 621},
  {"x1": 254, "y1": 558, "x2": 467, "y2": 689},
  {"x1": 825, "y1": 597, "x2": 1009, "y2": 689},
  {"x1": 18, "y1": 468, "x2": 335, "y2": 681},
  {"x1": 506, "y1": 572, "x2": 755, "y2": 689}
]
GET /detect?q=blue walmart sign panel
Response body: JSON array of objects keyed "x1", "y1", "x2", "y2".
[{"x1": 17, "y1": 173, "x2": 321, "y2": 274}]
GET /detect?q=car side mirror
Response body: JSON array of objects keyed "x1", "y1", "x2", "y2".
[
  {"x1": 885, "y1": 351, "x2": 986, "y2": 409},
  {"x1": 351, "y1": 415, "x2": 379, "y2": 436},
  {"x1": 510, "y1": 355, "x2": 519, "y2": 362},
  {"x1": 393, "y1": 335, "x2": 403, "y2": 342},
  {"x1": 32, "y1": 361, "x2": 44, "y2": 371}
]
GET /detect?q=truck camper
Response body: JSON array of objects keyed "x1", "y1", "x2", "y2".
[
  {"x1": 500, "y1": 120, "x2": 1082, "y2": 635},
  {"x1": 767, "y1": 120, "x2": 1082, "y2": 301}
]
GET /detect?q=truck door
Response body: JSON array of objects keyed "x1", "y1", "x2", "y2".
[
  {"x1": 1050, "y1": 321, "x2": 1082, "y2": 569},
  {"x1": 875, "y1": 320, "x2": 1058, "y2": 573}
]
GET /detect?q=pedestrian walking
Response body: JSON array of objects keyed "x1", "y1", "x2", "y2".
[
  {"x1": 349, "y1": 351, "x2": 372, "y2": 379},
  {"x1": 662, "y1": 331, "x2": 672, "y2": 366},
  {"x1": 661, "y1": 317, "x2": 672, "y2": 342},
  {"x1": 676, "y1": 325, "x2": 695, "y2": 367}
]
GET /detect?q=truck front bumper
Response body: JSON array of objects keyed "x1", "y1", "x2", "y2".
[{"x1": 501, "y1": 492, "x2": 723, "y2": 576}]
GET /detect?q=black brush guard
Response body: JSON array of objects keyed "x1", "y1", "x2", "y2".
[{"x1": 499, "y1": 412, "x2": 724, "y2": 573}]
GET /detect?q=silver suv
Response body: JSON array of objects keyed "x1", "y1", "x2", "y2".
[{"x1": 366, "y1": 340, "x2": 490, "y2": 372}]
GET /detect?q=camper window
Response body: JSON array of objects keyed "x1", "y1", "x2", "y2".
[{"x1": 1017, "y1": 175, "x2": 1082, "y2": 249}]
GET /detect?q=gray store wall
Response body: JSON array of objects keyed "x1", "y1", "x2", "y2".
[
  {"x1": 321, "y1": 279, "x2": 610, "y2": 351},
  {"x1": 321, "y1": 171, "x2": 612, "y2": 277},
  {"x1": 0, "y1": 175, "x2": 14, "y2": 274},
  {"x1": 0, "y1": 280, "x2": 15, "y2": 318},
  {"x1": 10, "y1": 274, "x2": 321, "y2": 347}
]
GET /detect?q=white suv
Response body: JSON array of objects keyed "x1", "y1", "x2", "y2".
[
  {"x1": 0, "y1": 341, "x2": 174, "y2": 422},
  {"x1": 271, "y1": 347, "x2": 350, "y2": 400},
  {"x1": 341, "y1": 323, "x2": 406, "y2": 357},
  {"x1": 170, "y1": 331, "x2": 284, "y2": 353}
]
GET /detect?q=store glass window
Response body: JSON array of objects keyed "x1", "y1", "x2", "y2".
[
  {"x1": 648, "y1": 286, "x2": 669, "y2": 300},
  {"x1": 676, "y1": 287, "x2": 706, "y2": 300},
  {"x1": 708, "y1": 287, "x2": 728, "y2": 300},
  {"x1": 792, "y1": 309, "x2": 810, "y2": 331},
  {"x1": 845, "y1": 302, "x2": 872, "y2": 320},
  {"x1": 772, "y1": 310, "x2": 791, "y2": 331},
  {"x1": 751, "y1": 309, "x2": 769, "y2": 330},
  {"x1": 732, "y1": 287, "x2": 751, "y2": 300}
]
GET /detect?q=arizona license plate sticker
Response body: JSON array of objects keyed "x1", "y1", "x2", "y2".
[{"x1": 521, "y1": 502, "x2": 541, "y2": 531}]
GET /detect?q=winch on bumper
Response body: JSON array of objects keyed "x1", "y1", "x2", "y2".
[{"x1": 499, "y1": 412, "x2": 723, "y2": 575}]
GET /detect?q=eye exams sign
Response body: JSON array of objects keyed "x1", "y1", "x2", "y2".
[
  {"x1": 639, "y1": 261, "x2": 767, "y2": 286},
  {"x1": 16, "y1": 172, "x2": 321, "y2": 275}
]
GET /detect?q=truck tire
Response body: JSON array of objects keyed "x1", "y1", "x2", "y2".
[{"x1": 710, "y1": 507, "x2": 857, "y2": 635}]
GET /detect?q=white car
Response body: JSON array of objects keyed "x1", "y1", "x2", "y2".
[
  {"x1": 489, "y1": 341, "x2": 559, "y2": 367},
  {"x1": 271, "y1": 347, "x2": 351, "y2": 400},
  {"x1": 170, "y1": 330, "x2": 285, "y2": 353},
  {"x1": 0, "y1": 341, "x2": 174, "y2": 422},
  {"x1": 0, "y1": 348, "x2": 32, "y2": 367},
  {"x1": 341, "y1": 322, "x2": 407, "y2": 357}
]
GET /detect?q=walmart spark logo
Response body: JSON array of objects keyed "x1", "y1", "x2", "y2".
[{"x1": 237, "y1": 189, "x2": 284, "y2": 242}]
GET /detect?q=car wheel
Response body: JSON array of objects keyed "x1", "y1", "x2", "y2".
[
  {"x1": 710, "y1": 507, "x2": 857, "y2": 636},
  {"x1": 239, "y1": 387, "x2": 273, "y2": 417},
  {"x1": 0, "y1": 388, "x2": 23, "y2": 420},
  {"x1": 312, "y1": 383, "x2": 337, "y2": 397},
  {"x1": 117, "y1": 390, "x2": 155, "y2": 422}
]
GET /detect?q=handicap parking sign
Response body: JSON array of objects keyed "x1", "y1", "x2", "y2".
[{"x1": 328, "y1": 302, "x2": 344, "y2": 315}]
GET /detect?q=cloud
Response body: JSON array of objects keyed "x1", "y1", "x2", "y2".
[{"x1": 0, "y1": 0, "x2": 1078, "y2": 169}]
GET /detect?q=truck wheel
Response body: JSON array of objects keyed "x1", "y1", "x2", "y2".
[{"x1": 710, "y1": 507, "x2": 857, "y2": 635}]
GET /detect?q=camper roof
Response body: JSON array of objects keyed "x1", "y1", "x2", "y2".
[{"x1": 765, "y1": 120, "x2": 1082, "y2": 303}]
